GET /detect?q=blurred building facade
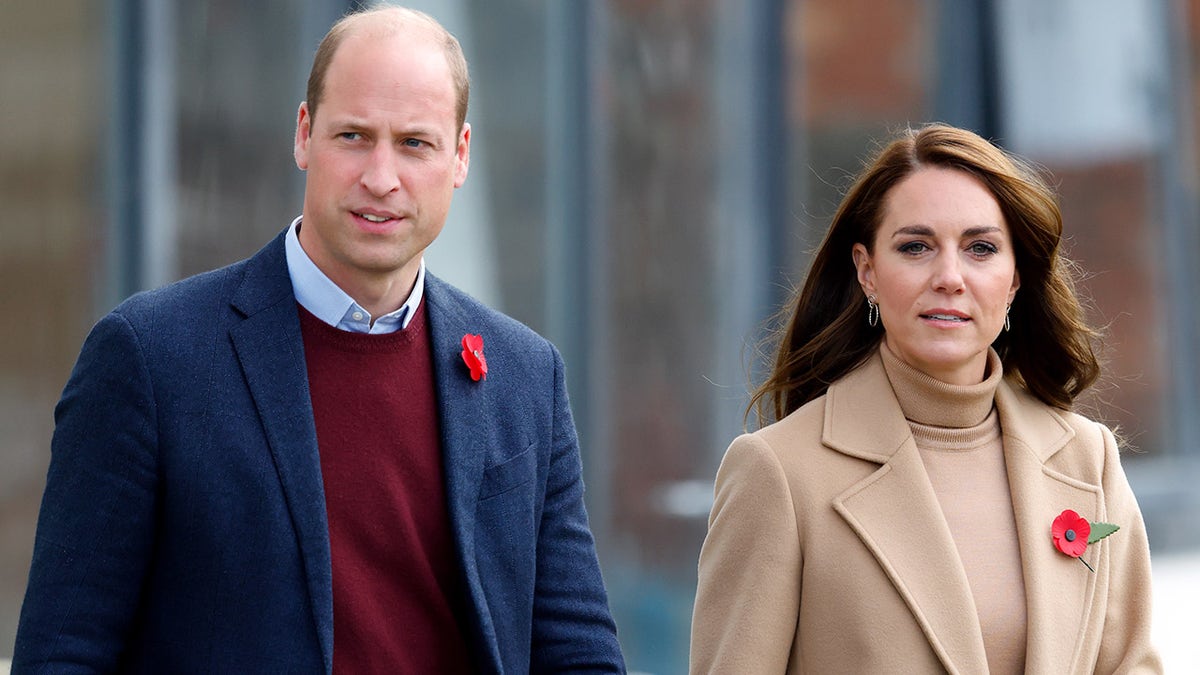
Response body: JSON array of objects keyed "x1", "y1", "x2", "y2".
[{"x1": 3, "y1": 1, "x2": 1199, "y2": 671}]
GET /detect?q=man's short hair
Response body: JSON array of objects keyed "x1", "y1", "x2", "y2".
[{"x1": 305, "y1": 6, "x2": 470, "y2": 132}]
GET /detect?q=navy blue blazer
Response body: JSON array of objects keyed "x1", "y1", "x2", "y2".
[{"x1": 14, "y1": 230, "x2": 625, "y2": 673}]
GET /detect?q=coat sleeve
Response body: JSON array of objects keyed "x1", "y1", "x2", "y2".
[
  {"x1": 1093, "y1": 424, "x2": 1163, "y2": 674},
  {"x1": 528, "y1": 345, "x2": 625, "y2": 673},
  {"x1": 690, "y1": 433, "x2": 801, "y2": 674},
  {"x1": 13, "y1": 311, "x2": 160, "y2": 672}
]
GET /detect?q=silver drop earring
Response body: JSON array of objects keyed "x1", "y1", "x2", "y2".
[
  {"x1": 867, "y1": 295, "x2": 879, "y2": 327},
  {"x1": 1004, "y1": 303, "x2": 1011, "y2": 332}
]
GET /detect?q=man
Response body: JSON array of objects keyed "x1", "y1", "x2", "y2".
[{"x1": 14, "y1": 7, "x2": 624, "y2": 673}]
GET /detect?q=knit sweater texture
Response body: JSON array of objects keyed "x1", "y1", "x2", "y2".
[
  {"x1": 880, "y1": 342, "x2": 1027, "y2": 675},
  {"x1": 300, "y1": 302, "x2": 472, "y2": 674}
]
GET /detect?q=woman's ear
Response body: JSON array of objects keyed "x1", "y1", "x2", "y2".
[{"x1": 852, "y1": 243, "x2": 875, "y2": 295}]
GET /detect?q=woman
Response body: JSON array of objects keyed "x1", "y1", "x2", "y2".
[{"x1": 690, "y1": 124, "x2": 1160, "y2": 674}]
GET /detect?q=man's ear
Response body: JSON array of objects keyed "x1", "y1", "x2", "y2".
[
  {"x1": 453, "y1": 122, "x2": 471, "y2": 188},
  {"x1": 294, "y1": 102, "x2": 311, "y2": 171}
]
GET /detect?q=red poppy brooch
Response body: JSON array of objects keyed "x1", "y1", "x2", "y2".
[
  {"x1": 461, "y1": 333, "x2": 488, "y2": 382},
  {"x1": 1051, "y1": 509, "x2": 1118, "y2": 572}
]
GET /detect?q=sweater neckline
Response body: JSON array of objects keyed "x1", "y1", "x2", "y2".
[
  {"x1": 879, "y1": 341, "x2": 1002, "y2": 428},
  {"x1": 297, "y1": 301, "x2": 426, "y2": 353}
]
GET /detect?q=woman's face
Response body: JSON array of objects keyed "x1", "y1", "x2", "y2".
[{"x1": 852, "y1": 166, "x2": 1020, "y2": 385}]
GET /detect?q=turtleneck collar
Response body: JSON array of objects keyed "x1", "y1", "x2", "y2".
[{"x1": 879, "y1": 341, "x2": 1003, "y2": 428}]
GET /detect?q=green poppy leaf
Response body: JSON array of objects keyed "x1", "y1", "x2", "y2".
[{"x1": 1087, "y1": 522, "x2": 1119, "y2": 544}]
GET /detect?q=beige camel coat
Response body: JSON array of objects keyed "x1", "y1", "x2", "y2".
[{"x1": 691, "y1": 352, "x2": 1160, "y2": 674}]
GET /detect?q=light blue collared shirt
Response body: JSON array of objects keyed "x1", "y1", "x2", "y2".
[{"x1": 283, "y1": 216, "x2": 425, "y2": 334}]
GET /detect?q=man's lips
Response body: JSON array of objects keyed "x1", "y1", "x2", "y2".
[{"x1": 353, "y1": 209, "x2": 401, "y2": 223}]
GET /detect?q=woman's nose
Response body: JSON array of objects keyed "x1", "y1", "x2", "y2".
[{"x1": 931, "y1": 252, "x2": 966, "y2": 293}]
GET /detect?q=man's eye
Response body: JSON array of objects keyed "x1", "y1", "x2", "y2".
[
  {"x1": 403, "y1": 138, "x2": 424, "y2": 148},
  {"x1": 339, "y1": 132, "x2": 361, "y2": 141}
]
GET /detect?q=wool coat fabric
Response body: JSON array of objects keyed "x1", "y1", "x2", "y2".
[
  {"x1": 14, "y1": 230, "x2": 624, "y2": 674},
  {"x1": 690, "y1": 350, "x2": 1160, "y2": 674}
]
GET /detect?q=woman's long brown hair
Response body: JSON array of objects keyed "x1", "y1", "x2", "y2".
[{"x1": 750, "y1": 124, "x2": 1100, "y2": 426}]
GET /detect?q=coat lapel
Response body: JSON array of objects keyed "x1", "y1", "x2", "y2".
[
  {"x1": 423, "y1": 275, "x2": 500, "y2": 667},
  {"x1": 995, "y1": 382, "x2": 1101, "y2": 673},
  {"x1": 827, "y1": 353, "x2": 990, "y2": 674},
  {"x1": 227, "y1": 234, "x2": 333, "y2": 672}
]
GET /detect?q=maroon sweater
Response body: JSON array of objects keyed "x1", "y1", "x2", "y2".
[{"x1": 299, "y1": 302, "x2": 472, "y2": 674}]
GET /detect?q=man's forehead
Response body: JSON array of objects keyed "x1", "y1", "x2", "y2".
[{"x1": 330, "y1": 27, "x2": 449, "y2": 80}]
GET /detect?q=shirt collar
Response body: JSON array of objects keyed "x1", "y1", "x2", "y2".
[{"x1": 284, "y1": 216, "x2": 425, "y2": 334}]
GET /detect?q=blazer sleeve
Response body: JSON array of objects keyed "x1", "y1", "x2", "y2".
[
  {"x1": 690, "y1": 433, "x2": 801, "y2": 674},
  {"x1": 1093, "y1": 423, "x2": 1163, "y2": 674},
  {"x1": 13, "y1": 311, "x2": 160, "y2": 672},
  {"x1": 528, "y1": 346, "x2": 625, "y2": 673}
]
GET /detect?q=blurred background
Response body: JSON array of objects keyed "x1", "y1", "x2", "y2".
[{"x1": 3, "y1": 0, "x2": 1200, "y2": 671}]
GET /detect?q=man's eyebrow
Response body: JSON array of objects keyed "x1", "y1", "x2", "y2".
[
  {"x1": 325, "y1": 119, "x2": 446, "y2": 143},
  {"x1": 396, "y1": 126, "x2": 444, "y2": 141}
]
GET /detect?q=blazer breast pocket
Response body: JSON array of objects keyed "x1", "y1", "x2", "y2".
[{"x1": 478, "y1": 442, "x2": 538, "y2": 501}]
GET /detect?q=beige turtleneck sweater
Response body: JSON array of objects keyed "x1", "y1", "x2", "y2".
[{"x1": 880, "y1": 343, "x2": 1027, "y2": 675}]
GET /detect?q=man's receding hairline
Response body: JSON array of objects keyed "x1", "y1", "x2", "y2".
[
  {"x1": 330, "y1": 23, "x2": 453, "y2": 78},
  {"x1": 306, "y1": 5, "x2": 470, "y2": 131}
]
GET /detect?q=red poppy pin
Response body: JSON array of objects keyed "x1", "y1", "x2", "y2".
[
  {"x1": 461, "y1": 334, "x2": 487, "y2": 382},
  {"x1": 1051, "y1": 509, "x2": 1119, "y2": 572}
]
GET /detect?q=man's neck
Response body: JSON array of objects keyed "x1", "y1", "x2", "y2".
[{"x1": 327, "y1": 265, "x2": 420, "y2": 319}]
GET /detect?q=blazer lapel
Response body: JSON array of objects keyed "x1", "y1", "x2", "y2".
[
  {"x1": 423, "y1": 275, "x2": 500, "y2": 666},
  {"x1": 228, "y1": 234, "x2": 334, "y2": 672},
  {"x1": 827, "y1": 354, "x2": 990, "y2": 674},
  {"x1": 995, "y1": 382, "x2": 1101, "y2": 673}
]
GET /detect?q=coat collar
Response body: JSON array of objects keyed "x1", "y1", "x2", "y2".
[
  {"x1": 993, "y1": 381, "x2": 1102, "y2": 673},
  {"x1": 423, "y1": 273, "x2": 504, "y2": 669},
  {"x1": 227, "y1": 230, "x2": 334, "y2": 672},
  {"x1": 826, "y1": 350, "x2": 1101, "y2": 673}
]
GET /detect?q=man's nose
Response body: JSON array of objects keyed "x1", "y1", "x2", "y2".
[{"x1": 360, "y1": 145, "x2": 401, "y2": 196}]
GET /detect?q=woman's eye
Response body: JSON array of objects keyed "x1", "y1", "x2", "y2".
[
  {"x1": 968, "y1": 242, "x2": 998, "y2": 256},
  {"x1": 898, "y1": 242, "x2": 929, "y2": 254}
]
